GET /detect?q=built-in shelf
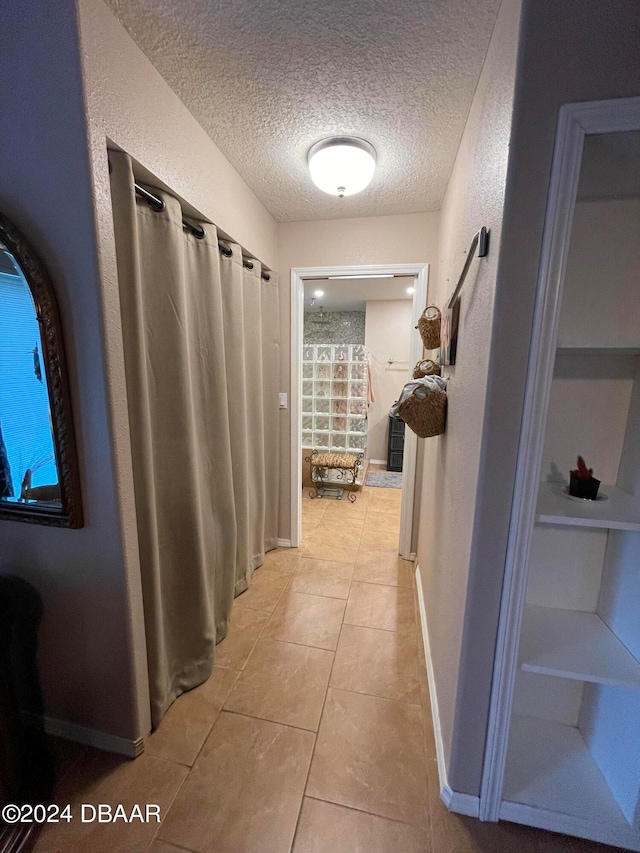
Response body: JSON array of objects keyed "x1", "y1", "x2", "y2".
[
  {"x1": 536, "y1": 481, "x2": 640, "y2": 531},
  {"x1": 504, "y1": 716, "x2": 630, "y2": 828},
  {"x1": 556, "y1": 346, "x2": 640, "y2": 356},
  {"x1": 520, "y1": 605, "x2": 640, "y2": 688}
]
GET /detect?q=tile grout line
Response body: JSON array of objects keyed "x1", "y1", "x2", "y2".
[
  {"x1": 288, "y1": 499, "x2": 367, "y2": 849},
  {"x1": 150, "y1": 839, "x2": 200, "y2": 853},
  {"x1": 217, "y1": 578, "x2": 289, "y2": 673},
  {"x1": 325, "y1": 684, "x2": 423, "y2": 710},
  {"x1": 144, "y1": 752, "x2": 202, "y2": 853},
  {"x1": 152, "y1": 666, "x2": 243, "y2": 849},
  {"x1": 151, "y1": 660, "x2": 243, "y2": 776},
  {"x1": 225, "y1": 571, "x2": 295, "y2": 671},
  {"x1": 303, "y1": 793, "x2": 431, "y2": 833},
  {"x1": 218, "y1": 706, "x2": 326, "y2": 735},
  {"x1": 289, "y1": 600, "x2": 347, "y2": 853},
  {"x1": 298, "y1": 553, "x2": 431, "y2": 837},
  {"x1": 234, "y1": 494, "x2": 404, "y2": 851},
  {"x1": 293, "y1": 493, "x2": 430, "y2": 842}
]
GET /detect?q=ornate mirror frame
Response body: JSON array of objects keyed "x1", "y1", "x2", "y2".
[{"x1": 0, "y1": 214, "x2": 83, "y2": 528}]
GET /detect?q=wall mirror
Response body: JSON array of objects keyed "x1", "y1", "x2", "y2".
[{"x1": 0, "y1": 214, "x2": 82, "y2": 527}]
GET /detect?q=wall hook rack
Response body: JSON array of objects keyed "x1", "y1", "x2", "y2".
[
  {"x1": 446, "y1": 226, "x2": 490, "y2": 309},
  {"x1": 441, "y1": 226, "x2": 490, "y2": 365}
]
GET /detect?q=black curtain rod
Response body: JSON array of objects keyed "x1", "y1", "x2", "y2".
[{"x1": 133, "y1": 182, "x2": 271, "y2": 282}]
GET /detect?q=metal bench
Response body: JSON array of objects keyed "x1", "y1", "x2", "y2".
[{"x1": 306, "y1": 450, "x2": 364, "y2": 502}]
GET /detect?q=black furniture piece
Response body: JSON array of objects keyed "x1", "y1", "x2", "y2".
[
  {"x1": 387, "y1": 416, "x2": 405, "y2": 472},
  {"x1": 0, "y1": 576, "x2": 52, "y2": 853}
]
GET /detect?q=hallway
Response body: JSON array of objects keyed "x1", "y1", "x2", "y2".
[{"x1": 35, "y1": 484, "x2": 615, "y2": 852}]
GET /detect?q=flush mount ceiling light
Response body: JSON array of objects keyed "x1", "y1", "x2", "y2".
[
  {"x1": 313, "y1": 289, "x2": 325, "y2": 297},
  {"x1": 307, "y1": 137, "x2": 376, "y2": 198},
  {"x1": 406, "y1": 286, "x2": 415, "y2": 294}
]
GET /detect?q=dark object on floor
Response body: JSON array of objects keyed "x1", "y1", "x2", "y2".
[
  {"x1": 365, "y1": 471, "x2": 403, "y2": 489},
  {"x1": 0, "y1": 575, "x2": 52, "y2": 853},
  {"x1": 387, "y1": 415, "x2": 405, "y2": 472}
]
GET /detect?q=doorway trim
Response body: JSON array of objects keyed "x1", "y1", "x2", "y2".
[{"x1": 290, "y1": 262, "x2": 429, "y2": 557}]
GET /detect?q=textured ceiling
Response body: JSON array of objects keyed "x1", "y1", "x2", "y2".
[{"x1": 105, "y1": 0, "x2": 501, "y2": 221}]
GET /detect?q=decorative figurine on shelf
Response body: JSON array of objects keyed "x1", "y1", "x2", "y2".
[{"x1": 569, "y1": 456, "x2": 601, "y2": 500}]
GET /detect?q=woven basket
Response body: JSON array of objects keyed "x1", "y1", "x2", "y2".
[
  {"x1": 417, "y1": 306, "x2": 441, "y2": 350},
  {"x1": 412, "y1": 358, "x2": 440, "y2": 379},
  {"x1": 397, "y1": 387, "x2": 446, "y2": 438}
]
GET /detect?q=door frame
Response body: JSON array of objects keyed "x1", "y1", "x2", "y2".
[
  {"x1": 479, "y1": 96, "x2": 640, "y2": 823},
  {"x1": 290, "y1": 262, "x2": 429, "y2": 558}
]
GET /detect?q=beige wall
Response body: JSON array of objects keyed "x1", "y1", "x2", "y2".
[
  {"x1": 0, "y1": 0, "x2": 278, "y2": 743},
  {"x1": 0, "y1": 0, "x2": 142, "y2": 741},
  {"x1": 364, "y1": 300, "x2": 414, "y2": 463},
  {"x1": 416, "y1": 0, "x2": 522, "y2": 793},
  {"x1": 278, "y1": 211, "x2": 440, "y2": 537},
  {"x1": 79, "y1": 0, "x2": 278, "y2": 270},
  {"x1": 79, "y1": 0, "x2": 278, "y2": 740},
  {"x1": 453, "y1": 0, "x2": 640, "y2": 796},
  {"x1": 421, "y1": 0, "x2": 640, "y2": 798}
]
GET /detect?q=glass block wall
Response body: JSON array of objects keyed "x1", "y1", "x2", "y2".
[{"x1": 302, "y1": 344, "x2": 368, "y2": 455}]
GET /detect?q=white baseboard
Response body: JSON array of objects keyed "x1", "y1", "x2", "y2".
[
  {"x1": 277, "y1": 538, "x2": 292, "y2": 548},
  {"x1": 368, "y1": 459, "x2": 388, "y2": 466},
  {"x1": 415, "y1": 564, "x2": 480, "y2": 819},
  {"x1": 25, "y1": 712, "x2": 144, "y2": 758},
  {"x1": 442, "y1": 785, "x2": 482, "y2": 818}
]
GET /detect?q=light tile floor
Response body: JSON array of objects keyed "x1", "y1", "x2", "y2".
[{"x1": 34, "y1": 484, "x2": 623, "y2": 853}]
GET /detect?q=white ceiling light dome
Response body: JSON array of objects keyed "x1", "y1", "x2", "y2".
[{"x1": 307, "y1": 137, "x2": 376, "y2": 198}]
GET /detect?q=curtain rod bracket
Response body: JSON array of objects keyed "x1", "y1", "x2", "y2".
[
  {"x1": 136, "y1": 183, "x2": 165, "y2": 213},
  {"x1": 132, "y1": 182, "x2": 272, "y2": 280}
]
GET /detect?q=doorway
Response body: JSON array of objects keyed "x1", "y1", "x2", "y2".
[{"x1": 290, "y1": 263, "x2": 429, "y2": 558}]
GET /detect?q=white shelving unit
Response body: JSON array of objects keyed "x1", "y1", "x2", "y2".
[
  {"x1": 502, "y1": 340, "x2": 640, "y2": 846},
  {"x1": 492, "y1": 126, "x2": 640, "y2": 851},
  {"x1": 302, "y1": 343, "x2": 368, "y2": 456},
  {"x1": 519, "y1": 605, "x2": 640, "y2": 688},
  {"x1": 503, "y1": 716, "x2": 633, "y2": 832},
  {"x1": 536, "y1": 481, "x2": 640, "y2": 531}
]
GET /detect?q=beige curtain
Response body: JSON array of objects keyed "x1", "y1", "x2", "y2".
[
  {"x1": 109, "y1": 152, "x2": 279, "y2": 728},
  {"x1": 261, "y1": 271, "x2": 281, "y2": 552}
]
